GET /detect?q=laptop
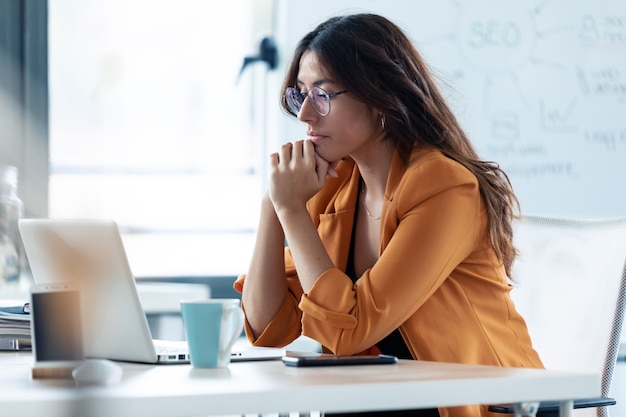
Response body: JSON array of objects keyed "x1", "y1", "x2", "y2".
[{"x1": 18, "y1": 218, "x2": 287, "y2": 364}]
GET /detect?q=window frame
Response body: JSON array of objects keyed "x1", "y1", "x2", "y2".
[{"x1": 0, "y1": 0, "x2": 49, "y2": 219}]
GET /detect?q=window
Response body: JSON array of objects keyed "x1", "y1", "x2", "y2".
[{"x1": 48, "y1": 0, "x2": 267, "y2": 277}]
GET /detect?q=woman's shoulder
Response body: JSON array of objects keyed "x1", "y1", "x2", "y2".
[
  {"x1": 385, "y1": 148, "x2": 478, "y2": 205},
  {"x1": 404, "y1": 148, "x2": 477, "y2": 184},
  {"x1": 385, "y1": 148, "x2": 481, "y2": 216}
]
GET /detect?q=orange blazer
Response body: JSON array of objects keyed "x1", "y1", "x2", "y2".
[{"x1": 235, "y1": 148, "x2": 543, "y2": 417}]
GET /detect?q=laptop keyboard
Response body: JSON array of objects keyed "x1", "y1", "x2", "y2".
[{"x1": 153, "y1": 339, "x2": 188, "y2": 354}]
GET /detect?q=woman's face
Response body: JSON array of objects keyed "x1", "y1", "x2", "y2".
[{"x1": 294, "y1": 51, "x2": 383, "y2": 163}]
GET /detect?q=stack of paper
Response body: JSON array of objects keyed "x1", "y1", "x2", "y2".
[{"x1": 0, "y1": 301, "x2": 31, "y2": 350}]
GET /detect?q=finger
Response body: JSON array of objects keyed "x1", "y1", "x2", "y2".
[
  {"x1": 314, "y1": 153, "x2": 331, "y2": 181},
  {"x1": 303, "y1": 140, "x2": 316, "y2": 163},
  {"x1": 269, "y1": 152, "x2": 279, "y2": 168},
  {"x1": 292, "y1": 140, "x2": 305, "y2": 161},
  {"x1": 279, "y1": 142, "x2": 293, "y2": 166},
  {"x1": 312, "y1": 148, "x2": 338, "y2": 179},
  {"x1": 280, "y1": 142, "x2": 293, "y2": 153}
]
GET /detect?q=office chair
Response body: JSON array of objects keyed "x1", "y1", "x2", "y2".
[{"x1": 488, "y1": 215, "x2": 626, "y2": 417}]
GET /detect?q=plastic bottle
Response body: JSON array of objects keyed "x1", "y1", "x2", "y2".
[{"x1": 0, "y1": 166, "x2": 24, "y2": 286}]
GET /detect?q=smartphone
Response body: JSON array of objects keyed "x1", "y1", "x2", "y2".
[
  {"x1": 282, "y1": 353, "x2": 398, "y2": 367},
  {"x1": 30, "y1": 283, "x2": 85, "y2": 366}
]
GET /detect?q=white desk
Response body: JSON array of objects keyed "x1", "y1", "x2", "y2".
[{"x1": 0, "y1": 352, "x2": 599, "y2": 417}]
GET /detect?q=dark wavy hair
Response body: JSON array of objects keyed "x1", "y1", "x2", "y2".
[{"x1": 280, "y1": 13, "x2": 520, "y2": 277}]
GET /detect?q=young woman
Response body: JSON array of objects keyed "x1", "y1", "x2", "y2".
[{"x1": 235, "y1": 13, "x2": 543, "y2": 417}]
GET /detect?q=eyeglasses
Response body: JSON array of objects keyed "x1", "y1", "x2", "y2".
[{"x1": 285, "y1": 86, "x2": 348, "y2": 117}]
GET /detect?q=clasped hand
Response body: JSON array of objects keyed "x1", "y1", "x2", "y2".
[{"x1": 269, "y1": 140, "x2": 338, "y2": 213}]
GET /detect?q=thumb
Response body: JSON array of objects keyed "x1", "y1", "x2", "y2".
[{"x1": 314, "y1": 153, "x2": 337, "y2": 180}]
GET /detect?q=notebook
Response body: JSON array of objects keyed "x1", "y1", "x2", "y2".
[{"x1": 18, "y1": 218, "x2": 286, "y2": 364}]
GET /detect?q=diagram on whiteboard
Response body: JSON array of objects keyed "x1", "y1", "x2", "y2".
[{"x1": 418, "y1": 0, "x2": 626, "y2": 216}]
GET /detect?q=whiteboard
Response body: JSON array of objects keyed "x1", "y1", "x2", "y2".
[{"x1": 269, "y1": 0, "x2": 626, "y2": 218}]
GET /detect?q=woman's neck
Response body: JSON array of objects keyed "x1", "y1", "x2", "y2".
[{"x1": 352, "y1": 140, "x2": 395, "y2": 199}]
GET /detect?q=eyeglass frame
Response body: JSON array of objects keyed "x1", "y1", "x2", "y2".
[{"x1": 284, "y1": 86, "x2": 348, "y2": 117}]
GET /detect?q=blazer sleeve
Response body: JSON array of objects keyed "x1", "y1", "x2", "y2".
[{"x1": 234, "y1": 247, "x2": 306, "y2": 347}]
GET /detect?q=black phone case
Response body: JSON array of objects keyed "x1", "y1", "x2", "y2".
[{"x1": 282, "y1": 354, "x2": 398, "y2": 367}]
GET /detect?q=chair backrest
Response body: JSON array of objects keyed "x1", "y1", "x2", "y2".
[{"x1": 510, "y1": 216, "x2": 626, "y2": 417}]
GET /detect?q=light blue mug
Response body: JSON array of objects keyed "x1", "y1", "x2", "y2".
[{"x1": 180, "y1": 299, "x2": 244, "y2": 368}]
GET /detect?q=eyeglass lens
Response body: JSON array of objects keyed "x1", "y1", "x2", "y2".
[{"x1": 286, "y1": 87, "x2": 330, "y2": 116}]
